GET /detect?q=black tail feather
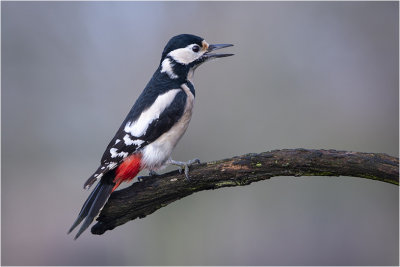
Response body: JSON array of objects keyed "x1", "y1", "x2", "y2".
[
  {"x1": 69, "y1": 174, "x2": 115, "y2": 239},
  {"x1": 68, "y1": 181, "x2": 103, "y2": 234},
  {"x1": 73, "y1": 182, "x2": 114, "y2": 240}
]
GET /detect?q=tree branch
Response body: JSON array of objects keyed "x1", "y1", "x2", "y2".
[{"x1": 92, "y1": 148, "x2": 399, "y2": 235}]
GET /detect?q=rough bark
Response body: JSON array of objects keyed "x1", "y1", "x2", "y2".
[{"x1": 91, "y1": 149, "x2": 399, "y2": 235}]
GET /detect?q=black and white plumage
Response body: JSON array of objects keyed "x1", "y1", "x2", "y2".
[{"x1": 68, "y1": 34, "x2": 233, "y2": 239}]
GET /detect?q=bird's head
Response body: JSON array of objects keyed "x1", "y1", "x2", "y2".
[{"x1": 159, "y1": 34, "x2": 233, "y2": 81}]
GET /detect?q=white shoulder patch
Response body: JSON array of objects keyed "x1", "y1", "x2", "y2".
[
  {"x1": 161, "y1": 58, "x2": 178, "y2": 79},
  {"x1": 124, "y1": 89, "x2": 181, "y2": 137}
]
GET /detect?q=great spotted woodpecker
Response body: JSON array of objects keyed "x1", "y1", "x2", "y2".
[{"x1": 68, "y1": 34, "x2": 233, "y2": 239}]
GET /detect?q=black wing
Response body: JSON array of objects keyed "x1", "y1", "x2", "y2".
[{"x1": 83, "y1": 89, "x2": 187, "y2": 189}]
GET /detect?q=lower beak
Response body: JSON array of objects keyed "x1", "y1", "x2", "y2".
[{"x1": 204, "y1": 43, "x2": 234, "y2": 59}]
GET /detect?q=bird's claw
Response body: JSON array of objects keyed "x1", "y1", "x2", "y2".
[{"x1": 169, "y1": 158, "x2": 200, "y2": 180}]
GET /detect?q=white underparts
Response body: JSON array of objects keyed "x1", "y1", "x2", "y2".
[
  {"x1": 161, "y1": 58, "x2": 178, "y2": 79},
  {"x1": 141, "y1": 83, "x2": 195, "y2": 170},
  {"x1": 124, "y1": 89, "x2": 181, "y2": 137}
]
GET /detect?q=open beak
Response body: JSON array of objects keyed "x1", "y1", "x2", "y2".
[{"x1": 203, "y1": 43, "x2": 234, "y2": 59}]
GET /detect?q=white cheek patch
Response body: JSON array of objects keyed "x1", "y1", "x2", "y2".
[
  {"x1": 168, "y1": 44, "x2": 204, "y2": 65},
  {"x1": 124, "y1": 89, "x2": 181, "y2": 137},
  {"x1": 161, "y1": 58, "x2": 178, "y2": 79}
]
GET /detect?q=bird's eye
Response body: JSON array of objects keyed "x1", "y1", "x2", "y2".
[{"x1": 192, "y1": 45, "x2": 200, "y2": 53}]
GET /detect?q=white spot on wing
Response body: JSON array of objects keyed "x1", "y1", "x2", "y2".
[
  {"x1": 94, "y1": 172, "x2": 104, "y2": 181},
  {"x1": 115, "y1": 139, "x2": 121, "y2": 144},
  {"x1": 110, "y1": 148, "x2": 128, "y2": 158},
  {"x1": 161, "y1": 58, "x2": 178, "y2": 79},
  {"x1": 124, "y1": 89, "x2": 181, "y2": 137},
  {"x1": 107, "y1": 162, "x2": 117, "y2": 170},
  {"x1": 123, "y1": 134, "x2": 144, "y2": 146}
]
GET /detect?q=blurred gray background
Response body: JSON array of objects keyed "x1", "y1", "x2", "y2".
[{"x1": 1, "y1": 1, "x2": 398, "y2": 266}]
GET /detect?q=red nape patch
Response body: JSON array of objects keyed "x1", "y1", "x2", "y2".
[{"x1": 113, "y1": 154, "x2": 142, "y2": 192}]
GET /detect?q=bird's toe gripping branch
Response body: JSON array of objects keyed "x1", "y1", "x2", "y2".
[{"x1": 168, "y1": 158, "x2": 201, "y2": 180}]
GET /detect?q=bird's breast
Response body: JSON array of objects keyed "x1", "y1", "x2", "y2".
[{"x1": 141, "y1": 83, "x2": 195, "y2": 170}]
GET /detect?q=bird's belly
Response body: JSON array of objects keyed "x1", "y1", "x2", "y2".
[
  {"x1": 141, "y1": 84, "x2": 194, "y2": 170},
  {"x1": 141, "y1": 115, "x2": 191, "y2": 169}
]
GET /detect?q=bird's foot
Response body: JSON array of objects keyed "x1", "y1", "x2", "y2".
[
  {"x1": 137, "y1": 170, "x2": 159, "y2": 182},
  {"x1": 168, "y1": 158, "x2": 200, "y2": 180}
]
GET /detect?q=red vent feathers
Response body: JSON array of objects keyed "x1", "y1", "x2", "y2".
[{"x1": 113, "y1": 154, "x2": 142, "y2": 191}]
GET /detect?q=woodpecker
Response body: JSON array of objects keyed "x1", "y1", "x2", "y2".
[{"x1": 68, "y1": 34, "x2": 233, "y2": 239}]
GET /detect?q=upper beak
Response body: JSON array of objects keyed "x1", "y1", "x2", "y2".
[{"x1": 204, "y1": 43, "x2": 234, "y2": 58}]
